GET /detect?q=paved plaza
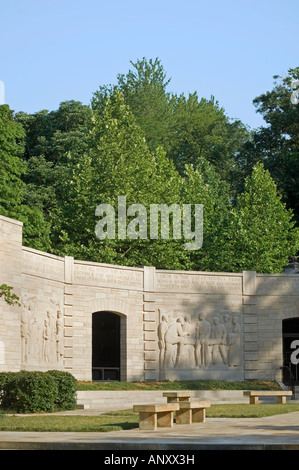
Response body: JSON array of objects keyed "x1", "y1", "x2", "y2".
[{"x1": 1, "y1": 410, "x2": 299, "y2": 450}]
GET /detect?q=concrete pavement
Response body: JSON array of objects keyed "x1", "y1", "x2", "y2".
[{"x1": 1, "y1": 411, "x2": 299, "y2": 450}]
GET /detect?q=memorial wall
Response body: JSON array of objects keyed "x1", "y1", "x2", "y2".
[{"x1": 1, "y1": 214, "x2": 299, "y2": 383}]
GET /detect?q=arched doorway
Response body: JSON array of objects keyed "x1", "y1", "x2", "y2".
[
  {"x1": 282, "y1": 317, "x2": 299, "y2": 385},
  {"x1": 92, "y1": 311, "x2": 120, "y2": 381}
]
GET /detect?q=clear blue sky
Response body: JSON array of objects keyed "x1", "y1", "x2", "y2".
[{"x1": 1, "y1": 0, "x2": 298, "y2": 129}]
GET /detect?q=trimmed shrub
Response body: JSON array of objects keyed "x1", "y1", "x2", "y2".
[
  {"x1": 0, "y1": 372, "x2": 17, "y2": 402},
  {"x1": 1, "y1": 371, "x2": 58, "y2": 413},
  {"x1": 0, "y1": 372, "x2": 17, "y2": 391},
  {"x1": 47, "y1": 370, "x2": 77, "y2": 410},
  {"x1": 0, "y1": 370, "x2": 77, "y2": 413}
]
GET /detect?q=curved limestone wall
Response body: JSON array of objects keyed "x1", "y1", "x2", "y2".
[{"x1": 1, "y1": 214, "x2": 299, "y2": 382}]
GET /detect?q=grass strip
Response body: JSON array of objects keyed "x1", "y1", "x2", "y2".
[
  {"x1": 1, "y1": 403, "x2": 299, "y2": 432},
  {"x1": 0, "y1": 413, "x2": 138, "y2": 432},
  {"x1": 206, "y1": 403, "x2": 299, "y2": 418},
  {"x1": 76, "y1": 380, "x2": 281, "y2": 391}
]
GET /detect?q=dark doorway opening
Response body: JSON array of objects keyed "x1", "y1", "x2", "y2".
[
  {"x1": 283, "y1": 317, "x2": 299, "y2": 385},
  {"x1": 92, "y1": 311, "x2": 120, "y2": 381}
]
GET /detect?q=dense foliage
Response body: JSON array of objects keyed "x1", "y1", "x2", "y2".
[
  {"x1": 0, "y1": 370, "x2": 77, "y2": 413},
  {"x1": 1, "y1": 58, "x2": 298, "y2": 274}
]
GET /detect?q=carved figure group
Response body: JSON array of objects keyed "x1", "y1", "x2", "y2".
[
  {"x1": 21, "y1": 295, "x2": 64, "y2": 365},
  {"x1": 158, "y1": 310, "x2": 241, "y2": 370}
]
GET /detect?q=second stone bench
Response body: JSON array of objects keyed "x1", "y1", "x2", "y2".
[
  {"x1": 176, "y1": 400, "x2": 211, "y2": 425},
  {"x1": 133, "y1": 403, "x2": 180, "y2": 430}
]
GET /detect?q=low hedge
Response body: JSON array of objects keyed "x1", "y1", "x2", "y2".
[
  {"x1": 47, "y1": 370, "x2": 77, "y2": 410},
  {"x1": 0, "y1": 370, "x2": 77, "y2": 413}
]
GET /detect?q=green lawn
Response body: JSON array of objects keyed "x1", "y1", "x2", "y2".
[
  {"x1": 1, "y1": 403, "x2": 299, "y2": 432},
  {"x1": 0, "y1": 410, "x2": 138, "y2": 432},
  {"x1": 0, "y1": 380, "x2": 294, "y2": 432},
  {"x1": 207, "y1": 403, "x2": 299, "y2": 418},
  {"x1": 76, "y1": 379, "x2": 281, "y2": 391}
]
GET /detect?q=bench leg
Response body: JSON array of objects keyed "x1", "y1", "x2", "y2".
[
  {"x1": 192, "y1": 408, "x2": 206, "y2": 423},
  {"x1": 277, "y1": 396, "x2": 287, "y2": 404},
  {"x1": 138, "y1": 411, "x2": 174, "y2": 430},
  {"x1": 176, "y1": 408, "x2": 192, "y2": 425},
  {"x1": 249, "y1": 396, "x2": 259, "y2": 404},
  {"x1": 176, "y1": 408, "x2": 206, "y2": 424},
  {"x1": 157, "y1": 411, "x2": 174, "y2": 428},
  {"x1": 138, "y1": 412, "x2": 157, "y2": 430}
]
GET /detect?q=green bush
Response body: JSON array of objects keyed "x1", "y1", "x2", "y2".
[
  {"x1": 1, "y1": 371, "x2": 57, "y2": 413},
  {"x1": 0, "y1": 370, "x2": 77, "y2": 413},
  {"x1": 0, "y1": 372, "x2": 16, "y2": 390},
  {"x1": 0, "y1": 372, "x2": 20, "y2": 401},
  {"x1": 47, "y1": 370, "x2": 77, "y2": 410}
]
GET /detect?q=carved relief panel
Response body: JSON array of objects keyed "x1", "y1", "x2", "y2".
[
  {"x1": 21, "y1": 294, "x2": 64, "y2": 367},
  {"x1": 158, "y1": 308, "x2": 242, "y2": 376}
]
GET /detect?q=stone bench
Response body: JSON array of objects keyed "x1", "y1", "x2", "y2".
[
  {"x1": 133, "y1": 403, "x2": 179, "y2": 430},
  {"x1": 176, "y1": 400, "x2": 211, "y2": 425},
  {"x1": 162, "y1": 391, "x2": 194, "y2": 403},
  {"x1": 243, "y1": 390, "x2": 293, "y2": 404}
]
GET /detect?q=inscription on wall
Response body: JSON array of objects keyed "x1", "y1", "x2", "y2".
[
  {"x1": 22, "y1": 249, "x2": 64, "y2": 282},
  {"x1": 256, "y1": 276, "x2": 299, "y2": 295},
  {"x1": 74, "y1": 263, "x2": 143, "y2": 290},
  {"x1": 156, "y1": 273, "x2": 242, "y2": 294}
]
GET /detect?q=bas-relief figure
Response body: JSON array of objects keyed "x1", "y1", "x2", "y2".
[
  {"x1": 158, "y1": 309, "x2": 241, "y2": 372},
  {"x1": 21, "y1": 295, "x2": 64, "y2": 366},
  {"x1": 164, "y1": 316, "x2": 184, "y2": 369},
  {"x1": 158, "y1": 313, "x2": 168, "y2": 369},
  {"x1": 195, "y1": 312, "x2": 211, "y2": 368}
]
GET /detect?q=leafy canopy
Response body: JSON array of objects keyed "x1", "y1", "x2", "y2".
[{"x1": 1, "y1": 59, "x2": 298, "y2": 274}]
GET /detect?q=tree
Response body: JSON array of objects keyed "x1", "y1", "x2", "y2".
[
  {"x1": 92, "y1": 58, "x2": 174, "y2": 153},
  {"x1": 92, "y1": 58, "x2": 250, "y2": 186},
  {"x1": 169, "y1": 92, "x2": 250, "y2": 183},
  {"x1": 236, "y1": 68, "x2": 299, "y2": 222},
  {"x1": 224, "y1": 163, "x2": 299, "y2": 273},
  {"x1": 53, "y1": 89, "x2": 190, "y2": 269},
  {"x1": 15, "y1": 101, "x2": 93, "y2": 250},
  {"x1": 0, "y1": 105, "x2": 50, "y2": 250},
  {"x1": 180, "y1": 157, "x2": 233, "y2": 272},
  {"x1": 0, "y1": 105, "x2": 26, "y2": 213}
]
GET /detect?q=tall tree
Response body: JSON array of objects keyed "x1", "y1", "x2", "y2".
[
  {"x1": 92, "y1": 58, "x2": 174, "y2": 153},
  {"x1": 92, "y1": 58, "x2": 250, "y2": 192},
  {"x1": 0, "y1": 105, "x2": 50, "y2": 250},
  {"x1": 224, "y1": 163, "x2": 299, "y2": 273},
  {"x1": 169, "y1": 92, "x2": 250, "y2": 183},
  {"x1": 15, "y1": 101, "x2": 93, "y2": 249},
  {"x1": 236, "y1": 67, "x2": 299, "y2": 221},
  {"x1": 55, "y1": 89, "x2": 191, "y2": 269},
  {"x1": 180, "y1": 157, "x2": 233, "y2": 272},
  {"x1": 0, "y1": 105, "x2": 25, "y2": 213}
]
